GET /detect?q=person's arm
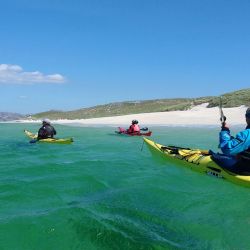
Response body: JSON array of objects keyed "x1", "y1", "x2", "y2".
[
  {"x1": 127, "y1": 125, "x2": 133, "y2": 133},
  {"x1": 37, "y1": 127, "x2": 44, "y2": 139},
  {"x1": 220, "y1": 126, "x2": 250, "y2": 155}
]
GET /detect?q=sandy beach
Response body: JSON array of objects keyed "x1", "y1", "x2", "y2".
[{"x1": 17, "y1": 104, "x2": 248, "y2": 127}]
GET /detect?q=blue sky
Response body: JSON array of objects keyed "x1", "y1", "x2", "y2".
[{"x1": 0, "y1": 0, "x2": 250, "y2": 114}]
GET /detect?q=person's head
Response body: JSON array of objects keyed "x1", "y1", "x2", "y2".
[
  {"x1": 246, "y1": 108, "x2": 250, "y2": 125},
  {"x1": 42, "y1": 118, "x2": 51, "y2": 125},
  {"x1": 132, "y1": 119, "x2": 138, "y2": 125}
]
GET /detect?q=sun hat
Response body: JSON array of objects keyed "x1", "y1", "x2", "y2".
[{"x1": 42, "y1": 118, "x2": 51, "y2": 124}]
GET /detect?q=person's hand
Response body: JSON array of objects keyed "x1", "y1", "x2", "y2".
[
  {"x1": 221, "y1": 121, "x2": 230, "y2": 131},
  {"x1": 220, "y1": 115, "x2": 226, "y2": 122}
]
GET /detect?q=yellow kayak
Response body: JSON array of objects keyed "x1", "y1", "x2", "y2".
[
  {"x1": 143, "y1": 137, "x2": 250, "y2": 187},
  {"x1": 24, "y1": 130, "x2": 73, "y2": 144}
]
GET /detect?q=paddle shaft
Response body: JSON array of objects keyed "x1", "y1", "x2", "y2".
[{"x1": 219, "y1": 96, "x2": 225, "y2": 124}]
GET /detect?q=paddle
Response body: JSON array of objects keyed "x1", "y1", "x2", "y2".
[
  {"x1": 218, "y1": 96, "x2": 228, "y2": 148},
  {"x1": 140, "y1": 127, "x2": 148, "y2": 131},
  {"x1": 24, "y1": 129, "x2": 38, "y2": 143},
  {"x1": 219, "y1": 96, "x2": 226, "y2": 125},
  {"x1": 30, "y1": 139, "x2": 38, "y2": 143}
]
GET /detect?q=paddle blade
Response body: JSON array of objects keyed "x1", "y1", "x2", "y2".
[{"x1": 30, "y1": 139, "x2": 37, "y2": 143}]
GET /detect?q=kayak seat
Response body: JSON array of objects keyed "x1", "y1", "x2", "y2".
[{"x1": 161, "y1": 146, "x2": 179, "y2": 154}]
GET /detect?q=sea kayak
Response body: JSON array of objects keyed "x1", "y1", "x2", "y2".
[
  {"x1": 116, "y1": 127, "x2": 152, "y2": 136},
  {"x1": 143, "y1": 137, "x2": 250, "y2": 187},
  {"x1": 24, "y1": 130, "x2": 73, "y2": 144}
]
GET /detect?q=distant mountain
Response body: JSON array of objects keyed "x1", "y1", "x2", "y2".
[
  {"x1": 0, "y1": 112, "x2": 24, "y2": 121},
  {"x1": 31, "y1": 88, "x2": 250, "y2": 120}
]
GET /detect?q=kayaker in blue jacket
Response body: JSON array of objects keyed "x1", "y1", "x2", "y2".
[
  {"x1": 38, "y1": 119, "x2": 57, "y2": 139},
  {"x1": 218, "y1": 108, "x2": 250, "y2": 168}
]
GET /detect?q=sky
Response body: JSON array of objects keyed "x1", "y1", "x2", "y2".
[{"x1": 0, "y1": 0, "x2": 250, "y2": 114}]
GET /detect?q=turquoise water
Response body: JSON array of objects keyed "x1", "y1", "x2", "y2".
[{"x1": 1, "y1": 123, "x2": 250, "y2": 250}]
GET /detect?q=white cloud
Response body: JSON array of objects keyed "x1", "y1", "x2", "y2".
[
  {"x1": 19, "y1": 95, "x2": 28, "y2": 99},
  {"x1": 0, "y1": 64, "x2": 66, "y2": 84}
]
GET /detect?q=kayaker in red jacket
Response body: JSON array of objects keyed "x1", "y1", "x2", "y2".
[{"x1": 127, "y1": 120, "x2": 140, "y2": 134}]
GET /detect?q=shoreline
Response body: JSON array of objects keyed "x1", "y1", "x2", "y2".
[{"x1": 3, "y1": 104, "x2": 248, "y2": 127}]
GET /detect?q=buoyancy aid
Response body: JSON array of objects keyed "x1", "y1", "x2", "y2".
[
  {"x1": 128, "y1": 124, "x2": 140, "y2": 133},
  {"x1": 38, "y1": 124, "x2": 57, "y2": 139}
]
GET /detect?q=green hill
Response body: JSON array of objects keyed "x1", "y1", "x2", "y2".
[{"x1": 31, "y1": 88, "x2": 250, "y2": 120}]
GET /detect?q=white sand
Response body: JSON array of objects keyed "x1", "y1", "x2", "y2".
[{"x1": 17, "y1": 104, "x2": 248, "y2": 127}]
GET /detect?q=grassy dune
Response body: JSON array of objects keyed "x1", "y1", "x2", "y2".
[{"x1": 31, "y1": 88, "x2": 250, "y2": 120}]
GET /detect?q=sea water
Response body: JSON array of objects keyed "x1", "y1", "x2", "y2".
[{"x1": 0, "y1": 123, "x2": 250, "y2": 250}]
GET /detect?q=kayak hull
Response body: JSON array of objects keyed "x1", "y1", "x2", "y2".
[
  {"x1": 143, "y1": 137, "x2": 250, "y2": 187},
  {"x1": 24, "y1": 130, "x2": 73, "y2": 144}
]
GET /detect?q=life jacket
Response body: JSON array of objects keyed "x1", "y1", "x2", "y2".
[
  {"x1": 38, "y1": 124, "x2": 56, "y2": 139},
  {"x1": 128, "y1": 124, "x2": 140, "y2": 133}
]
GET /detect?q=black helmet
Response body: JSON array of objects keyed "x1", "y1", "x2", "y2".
[{"x1": 132, "y1": 119, "x2": 138, "y2": 124}]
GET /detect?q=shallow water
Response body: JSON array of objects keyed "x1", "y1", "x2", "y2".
[{"x1": 0, "y1": 123, "x2": 250, "y2": 250}]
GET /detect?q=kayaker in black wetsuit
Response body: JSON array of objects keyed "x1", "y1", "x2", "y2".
[{"x1": 38, "y1": 119, "x2": 57, "y2": 140}]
